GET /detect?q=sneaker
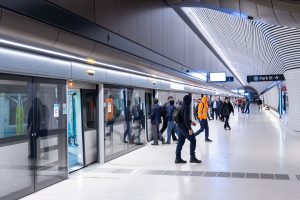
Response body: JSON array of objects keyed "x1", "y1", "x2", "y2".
[
  {"x1": 151, "y1": 143, "x2": 159, "y2": 146},
  {"x1": 161, "y1": 138, "x2": 166, "y2": 144},
  {"x1": 205, "y1": 138, "x2": 213, "y2": 142},
  {"x1": 190, "y1": 157, "x2": 202, "y2": 163},
  {"x1": 175, "y1": 158, "x2": 187, "y2": 164}
]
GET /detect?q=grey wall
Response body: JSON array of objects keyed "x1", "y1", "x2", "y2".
[{"x1": 47, "y1": 0, "x2": 233, "y2": 77}]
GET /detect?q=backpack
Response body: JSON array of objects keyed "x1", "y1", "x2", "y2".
[
  {"x1": 160, "y1": 103, "x2": 167, "y2": 118},
  {"x1": 172, "y1": 105, "x2": 182, "y2": 123},
  {"x1": 197, "y1": 102, "x2": 204, "y2": 119}
]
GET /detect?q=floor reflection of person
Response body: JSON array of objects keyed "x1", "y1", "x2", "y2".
[
  {"x1": 27, "y1": 98, "x2": 49, "y2": 159},
  {"x1": 124, "y1": 100, "x2": 133, "y2": 143},
  {"x1": 105, "y1": 95, "x2": 120, "y2": 140},
  {"x1": 132, "y1": 97, "x2": 144, "y2": 145}
]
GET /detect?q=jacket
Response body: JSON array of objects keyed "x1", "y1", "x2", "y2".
[
  {"x1": 166, "y1": 104, "x2": 176, "y2": 122},
  {"x1": 198, "y1": 96, "x2": 208, "y2": 120},
  {"x1": 210, "y1": 100, "x2": 219, "y2": 109},
  {"x1": 221, "y1": 102, "x2": 234, "y2": 116},
  {"x1": 178, "y1": 95, "x2": 192, "y2": 132},
  {"x1": 150, "y1": 104, "x2": 162, "y2": 125}
]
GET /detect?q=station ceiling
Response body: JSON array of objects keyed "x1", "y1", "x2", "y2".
[{"x1": 167, "y1": 1, "x2": 300, "y2": 93}]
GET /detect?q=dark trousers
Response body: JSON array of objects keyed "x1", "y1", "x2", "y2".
[
  {"x1": 224, "y1": 115, "x2": 230, "y2": 128},
  {"x1": 160, "y1": 118, "x2": 177, "y2": 140},
  {"x1": 212, "y1": 108, "x2": 218, "y2": 120},
  {"x1": 124, "y1": 121, "x2": 132, "y2": 142},
  {"x1": 195, "y1": 119, "x2": 209, "y2": 139},
  {"x1": 245, "y1": 107, "x2": 250, "y2": 114},
  {"x1": 176, "y1": 128, "x2": 196, "y2": 160},
  {"x1": 151, "y1": 123, "x2": 161, "y2": 144}
]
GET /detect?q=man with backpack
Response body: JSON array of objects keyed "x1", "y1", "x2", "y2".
[
  {"x1": 175, "y1": 95, "x2": 201, "y2": 164},
  {"x1": 195, "y1": 96, "x2": 213, "y2": 142},
  {"x1": 160, "y1": 96, "x2": 177, "y2": 143}
]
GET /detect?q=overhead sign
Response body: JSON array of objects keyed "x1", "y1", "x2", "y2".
[
  {"x1": 247, "y1": 74, "x2": 285, "y2": 83},
  {"x1": 226, "y1": 76, "x2": 234, "y2": 82}
]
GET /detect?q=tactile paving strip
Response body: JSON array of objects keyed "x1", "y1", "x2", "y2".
[{"x1": 100, "y1": 168, "x2": 291, "y2": 181}]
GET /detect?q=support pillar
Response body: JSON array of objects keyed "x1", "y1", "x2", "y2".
[{"x1": 284, "y1": 69, "x2": 300, "y2": 132}]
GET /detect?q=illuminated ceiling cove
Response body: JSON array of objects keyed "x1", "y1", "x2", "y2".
[{"x1": 183, "y1": 7, "x2": 300, "y2": 93}]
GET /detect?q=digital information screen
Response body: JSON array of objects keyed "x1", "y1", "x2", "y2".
[{"x1": 209, "y1": 72, "x2": 226, "y2": 82}]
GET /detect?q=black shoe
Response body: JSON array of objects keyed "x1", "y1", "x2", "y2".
[
  {"x1": 175, "y1": 158, "x2": 187, "y2": 164},
  {"x1": 205, "y1": 138, "x2": 213, "y2": 142},
  {"x1": 224, "y1": 128, "x2": 228, "y2": 130},
  {"x1": 161, "y1": 138, "x2": 166, "y2": 144},
  {"x1": 151, "y1": 143, "x2": 159, "y2": 145},
  {"x1": 190, "y1": 157, "x2": 202, "y2": 163},
  {"x1": 229, "y1": 127, "x2": 231, "y2": 131}
]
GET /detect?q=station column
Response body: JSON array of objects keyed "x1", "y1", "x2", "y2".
[{"x1": 284, "y1": 69, "x2": 300, "y2": 133}]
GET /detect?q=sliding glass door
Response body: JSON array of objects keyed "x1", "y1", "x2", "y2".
[{"x1": 0, "y1": 74, "x2": 67, "y2": 200}]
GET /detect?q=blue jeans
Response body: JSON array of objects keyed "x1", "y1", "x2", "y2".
[
  {"x1": 167, "y1": 121, "x2": 178, "y2": 143},
  {"x1": 195, "y1": 119, "x2": 209, "y2": 140},
  {"x1": 175, "y1": 128, "x2": 196, "y2": 160}
]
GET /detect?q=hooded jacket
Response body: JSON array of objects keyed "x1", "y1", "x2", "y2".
[
  {"x1": 198, "y1": 96, "x2": 208, "y2": 120},
  {"x1": 178, "y1": 95, "x2": 192, "y2": 132}
]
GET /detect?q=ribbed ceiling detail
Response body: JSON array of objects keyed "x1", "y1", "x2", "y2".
[{"x1": 183, "y1": 7, "x2": 300, "y2": 93}]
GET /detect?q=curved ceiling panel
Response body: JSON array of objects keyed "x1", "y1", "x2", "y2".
[
  {"x1": 182, "y1": 7, "x2": 300, "y2": 93},
  {"x1": 167, "y1": 0, "x2": 300, "y2": 28}
]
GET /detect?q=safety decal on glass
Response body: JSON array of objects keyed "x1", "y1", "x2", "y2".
[
  {"x1": 54, "y1": 104, "x2": 60, "y2": 118},
  {"x1": 62, "y1": 103, "x2": 67, "y2": 115}
]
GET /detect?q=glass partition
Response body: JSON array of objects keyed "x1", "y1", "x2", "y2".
[{"x1": 104, "y1": 86, "x2": 146, "y2": 160}]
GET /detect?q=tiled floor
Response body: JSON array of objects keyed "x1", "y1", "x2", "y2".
[{"x1": 22, "y1": 106, "x2": 300, "y2": 200}]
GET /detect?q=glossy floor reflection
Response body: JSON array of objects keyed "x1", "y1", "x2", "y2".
[{"x1": 22, "y1": 106, "x2": 300, "y2": 200}]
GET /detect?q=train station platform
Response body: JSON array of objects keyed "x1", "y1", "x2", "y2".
[{"x1": 22, "y1": 107, "x2": 300, "y2": 200}]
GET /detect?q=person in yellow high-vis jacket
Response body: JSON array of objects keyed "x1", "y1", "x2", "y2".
[{"x1": 195, "y1": 96, "x2": 212, "y2": 142}]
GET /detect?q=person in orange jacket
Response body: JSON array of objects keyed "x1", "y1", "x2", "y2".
[{"x1": 194, "y1": 96, "x2": 212, "y2": 142}]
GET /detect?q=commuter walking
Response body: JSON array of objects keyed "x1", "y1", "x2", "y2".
[
  {"x1": 160, "y1": 96, "x2": 177, "y2": 142},
  {"x1": 218, "y1": 98, "x2": 224, "y2": 121},
  {"x1": 175, "y1": 95, "x2": 201, "y2": 164},
  {"x1": 149, "y1": 98, "x2": 162, "y2": 145},
  {"x1": 211, "y1": 97, "x2": 220, "y2": 120},
  {"x1": 220, "y1": 97, "x2": 234, "y2": 130},
  {"x1": 257, "y1": 99, "x2": 262, "y2": 109},
  {"x1": 245, "y1": 99, "x2": 250, "y2": 114},
  {"x1": 195, "y1": 96, "x2": 212, "y2": 142},
  {"x1": 166, "y1": 99, "x2": 178, "y2": 144}
]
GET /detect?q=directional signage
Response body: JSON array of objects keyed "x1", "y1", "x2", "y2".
[
  {"x1": 226, "y1": 76, "x2": 234, "y2": 82},
  {"x1": 247, "y1": 74, "x2": 285, "y2": 83}
]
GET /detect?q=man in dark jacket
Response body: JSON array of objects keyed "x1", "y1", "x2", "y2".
[
  {"x1": 218, "y1": 99, "x2": 224, "y2": 121},
  {"x1": 220, "y1": 97, "x2": 234, "y2": 130},
  {"x1": 166, "y1": 99, "x2": 178, "y2": 144},
  {"x1": 160, "y1": 96, "x2": 177, "y2": 142},
  {"x1": 150, "y1": 98, "x2": 162, "y2": 145},
  {"x1": 175, "y1": 95, "x2": 201, "y2": 164}
]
